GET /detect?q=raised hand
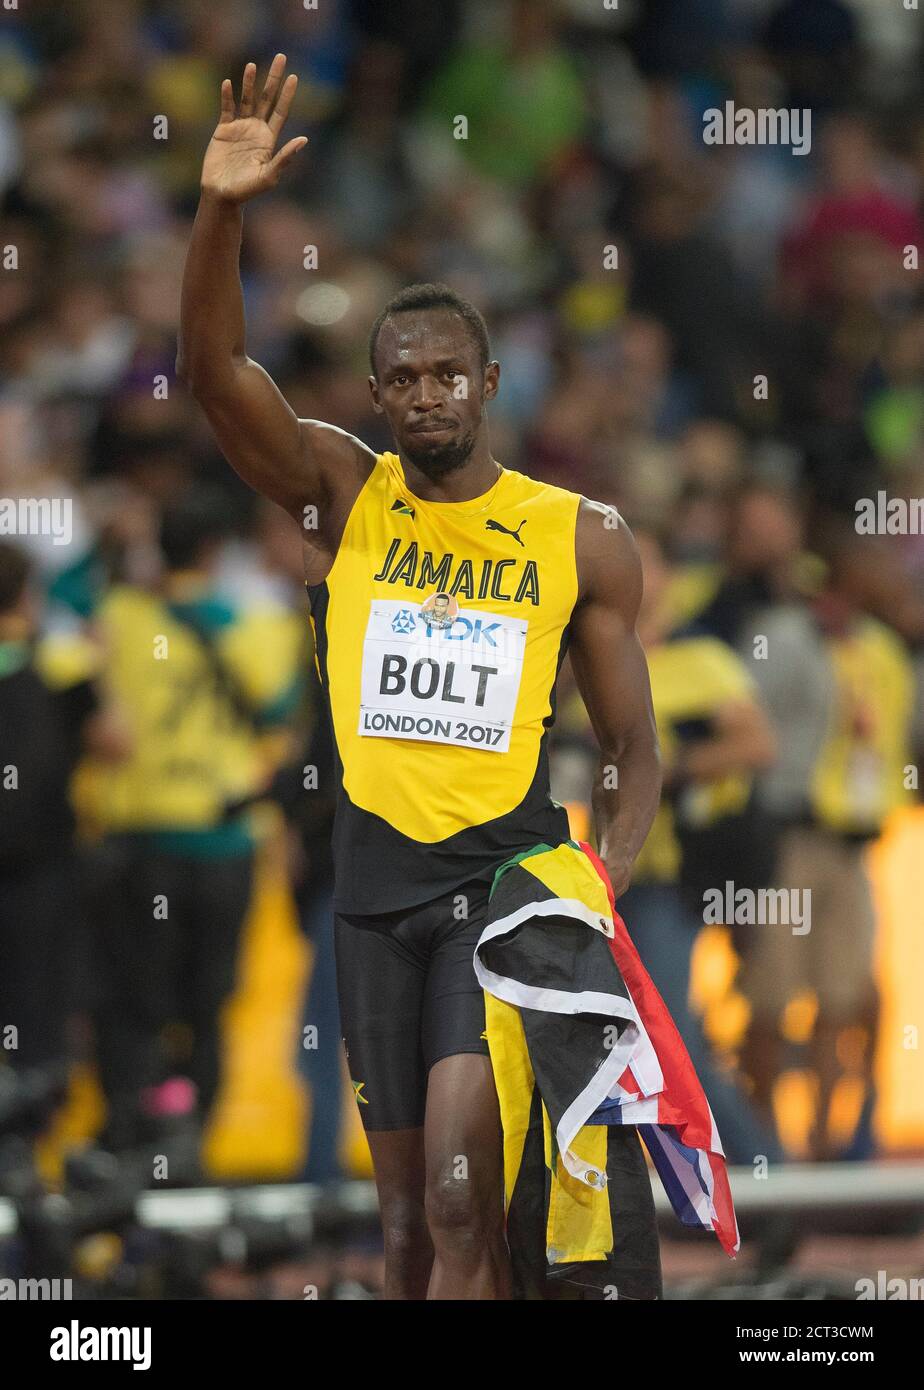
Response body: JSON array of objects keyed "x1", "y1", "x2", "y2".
[{"x1": 201, "y1": 54, "x2": 307, "y2": 204}]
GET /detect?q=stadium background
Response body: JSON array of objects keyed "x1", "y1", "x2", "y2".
[{"x1": 0, "y1": 0, "x2": 923, "y2": 1298}]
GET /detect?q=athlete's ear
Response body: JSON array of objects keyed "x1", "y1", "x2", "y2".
[
  {"x1": 484, "y1": 360, "x2": 500, "y2": 401},
  {"x1": 368, "y1": 374, "x2": 384, "y2": 413}
]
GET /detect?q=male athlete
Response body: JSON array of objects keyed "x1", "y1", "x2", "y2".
[{"x1": 177, "y1": 56, "x2": 662, "y2": 1300}]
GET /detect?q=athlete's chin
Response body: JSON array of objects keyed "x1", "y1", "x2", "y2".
[{"x1": 401, "y1": 431, "x2": 475, "y2": 478}]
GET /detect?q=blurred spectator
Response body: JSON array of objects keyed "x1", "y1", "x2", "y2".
[
  {"x1": 739, "y1": 570, "x2": 916, "y2": 1160},
  {"x1": 279, "y1": 708, "x2": 343, "y2": 1185},
  {"x1": 82, "y1": 488, "x2": 302, "y2": 1158},
  {"x1": 762, "y1": 0, "x2": 861, "y2": 113},
  {"x1": 0, "y1": 542, "x2": 123, "y2": 1108},
  {"x1": 421, "y1": 0, "x2": 586, "y2": 189},
  {"x1": 673, "y1": 479, "x2": 917, "y2": 1157},
  {"x1": 252, "y1": 500, "x2": 345, "y2": 1184}
]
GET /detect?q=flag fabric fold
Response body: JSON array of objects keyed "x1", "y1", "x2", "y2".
[{"x1": 475, "y1": 837, "x2": 740, "y2": 1292}]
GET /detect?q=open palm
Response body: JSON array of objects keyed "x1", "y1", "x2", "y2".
[{"x1": 201, "y1": 53, "x2": 307, "y2": 204}]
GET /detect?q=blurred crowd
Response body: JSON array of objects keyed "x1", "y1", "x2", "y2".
[{"x1": 1, "y1": 0, "x2": 924, "y2": 1195}]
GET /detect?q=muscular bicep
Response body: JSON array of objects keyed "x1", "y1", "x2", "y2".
[
  {"x1": 569, "y1": 607, "x2": 657, "y2": 760},
  {"x1": 568, "y1": 505, "x2": 658, "y2": 760},
  {"x1": 191, "y1": 357, "x2": 374, "y2": 521}
]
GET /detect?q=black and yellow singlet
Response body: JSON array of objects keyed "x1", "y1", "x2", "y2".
[{"x1": 308, "y1": 451, "x2": 583, "y2": 913}]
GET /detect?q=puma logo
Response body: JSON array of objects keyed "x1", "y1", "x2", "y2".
[{"x1": 485, "y1": 518, "x2": 526, "y2": 546}]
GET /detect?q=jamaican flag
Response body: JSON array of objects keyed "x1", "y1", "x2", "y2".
[{"x1": 474, "y1": 839, "x2": 739, "y2": 1300}]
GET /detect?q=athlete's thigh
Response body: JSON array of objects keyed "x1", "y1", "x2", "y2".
[
  {"x1": 421, "y1": 885, "x2": 490, "y2": 1076},
  {"x1": 420, "y1": 888, "x2": 499, "y2": 1188},
  {"x1": 334, "y1": 910, "x2": 428, "y2": 1131}
]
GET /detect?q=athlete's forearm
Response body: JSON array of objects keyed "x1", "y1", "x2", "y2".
[
  {"x1": 591, "y1": 731, "x2": 662, "y2": 895},
  {"x1": 176, "y1": 192, "x2": 247, "y2": 391}
]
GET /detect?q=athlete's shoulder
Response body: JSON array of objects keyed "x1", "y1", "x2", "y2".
[
  {"x1": 300, "y1": 432, "x2": 382, "y2": 583},
  {"x1": 370, "y1": 448, "x2": 400, "y2": 483},
  {"x1": 504, "y1": 466, "x2": 584, "y2": 511},
  {"x1": 299, "y1": 421, "x2": 379, "y2": 500},
  {"x1": 572, "y1": 498, "x2": 641, "y2": 606}
]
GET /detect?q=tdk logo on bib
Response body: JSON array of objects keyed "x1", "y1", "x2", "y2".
[
  {"x1": 360, "y1": 600, "x2": 527, "y2": 753},
  {"x1": 445, "y1": 618, "x2": 501, "y2": 645}
]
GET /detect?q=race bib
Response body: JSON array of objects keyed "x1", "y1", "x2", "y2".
[{"x1": 358, "y1": 599, "x2": 528, "y2": 753}]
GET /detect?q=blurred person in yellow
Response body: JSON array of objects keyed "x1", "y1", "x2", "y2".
[
  {"x1": 83, "y1": 487, "x2": 303, "y2": 1161},
  {"x1": 668, "y1": 481, "x2": 918, "y2": 1158},
  {"x1": 739, "y1": 571, "x2": 915, "y2": 1161},
  {"x1": 556, "y1": 522, "x2": 783, "y2": 1167}
]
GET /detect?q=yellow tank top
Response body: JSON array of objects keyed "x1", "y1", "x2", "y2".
[{"x1": 309, "y1": 450, "x2": 582, "y2": 913}]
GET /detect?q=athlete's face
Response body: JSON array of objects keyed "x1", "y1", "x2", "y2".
[{"x1": 369, "y1": 309, "x2": 499, "y2": 480}]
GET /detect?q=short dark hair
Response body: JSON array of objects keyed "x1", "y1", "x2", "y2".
[
  {"x1": 159, "y1": 486, "x2": 235, "y2": 571},
  {"x1": 368, "y1": 282, "x2": 490, "y2": 377},
  {"x1": 0, "y1": 541, "x2": 31, "y2": 615}
]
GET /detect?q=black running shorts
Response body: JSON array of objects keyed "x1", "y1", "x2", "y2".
[{"x1": 334, "y1": 878, "x2": 492, "y2": 1131}]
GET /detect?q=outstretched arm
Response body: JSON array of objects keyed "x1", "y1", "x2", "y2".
[
  {"x1": 176, "y1": 55, "x2": 373, "y2": 523},
  {"x1": 569, "y1": 502, "x2": 661, "y2": 897}
]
